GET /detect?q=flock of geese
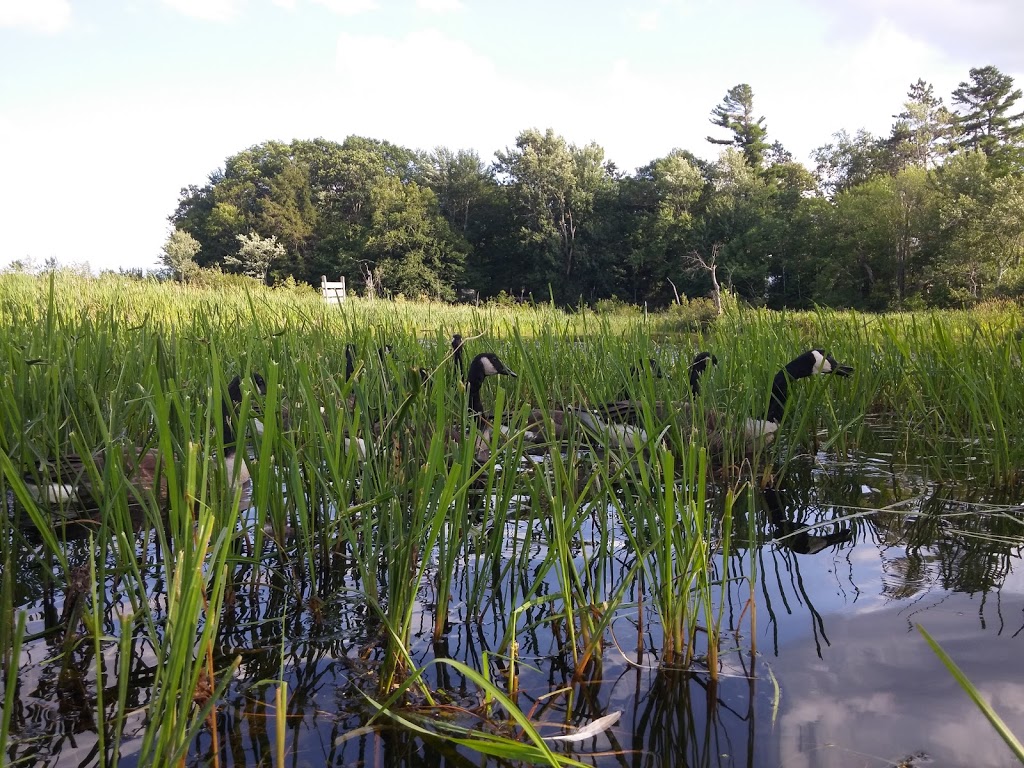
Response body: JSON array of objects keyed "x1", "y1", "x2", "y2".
[
  {"x1": 461, "y1": 341, "x2": 852, "y2": 459},
  {"x1": 21, "y1": 338, "x2": 853, "y2": 512}
]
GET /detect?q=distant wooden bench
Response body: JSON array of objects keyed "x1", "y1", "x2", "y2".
[{"x1": 321, "y1": 275, "x2": 346, "y2": 304}]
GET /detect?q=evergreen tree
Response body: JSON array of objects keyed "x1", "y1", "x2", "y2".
[
  {"x1": 952, "y1": 65, "x2": 1024, "y2": 174},
  {"x1": 889, "y1": 79, "x2": 954, "y2": 169},
  {"x1": 707, "y1": 84, "x2": 769, "y2": 168}
]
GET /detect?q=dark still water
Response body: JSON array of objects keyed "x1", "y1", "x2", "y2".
[{"x1": 6, "y1": 446, "x2": 1024, "y2": 768}]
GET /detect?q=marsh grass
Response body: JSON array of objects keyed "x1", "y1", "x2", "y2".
[{"x1": 0, "y1": 272, "x2": 1019, "y2": 765}]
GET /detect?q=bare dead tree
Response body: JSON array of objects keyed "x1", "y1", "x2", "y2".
[
  {"x1": 666, "y1": 277, "x2": 681, "y2": 305},
  {"x1": 683, "y1": 243, "x2": 723, "y2": 315},
  {"x1": 360, "y1": 262, "x2": 384, "y2": 301}
]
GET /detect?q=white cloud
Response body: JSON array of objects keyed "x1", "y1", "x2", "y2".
[
  {"x1": 161, "y1": 0, "x2": 243, "y2": 22},
  {"x1": 271, "y1": 0, "x2": 297, "y2": 8},
  {"x1": 766, "y1": 17, "x2": 959, "y2": 155},
  {"x1": 768, "y1": 594, "x2": 1024, "y2": 768},
  {"x1": 0, "y1": 0, "x2": 71, "y2": 34},
  {"x1": 822, "y1": 0, "x2": 1024, "y2": 70},
  {"x1": 415, "y1": 0, "x2": 463, "y2": 12},
  {"x1": 333, "y1": 28, "x2": 508, "y2": 153},
  {"x1": 314, "y1": 0, "x2": 377, "y2": 15}
]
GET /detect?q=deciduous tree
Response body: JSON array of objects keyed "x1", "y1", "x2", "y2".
[
  {"x1": 224, "y1": 232, "x2": 285, "y2": 283},
  {"x1": 161, "y1": 228, "x2": 201, "y2": 282}
]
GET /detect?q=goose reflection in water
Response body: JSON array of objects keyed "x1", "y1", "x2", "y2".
[{"x1": 762, "y1": 484, "x2": 853, "y2": 555}]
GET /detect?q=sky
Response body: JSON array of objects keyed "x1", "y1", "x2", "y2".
[{"x1": 1, "y1": 0, "x2": 1023, "y2": 274}]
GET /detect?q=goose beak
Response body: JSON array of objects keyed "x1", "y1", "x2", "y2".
[
  {"x1": 823, "y1": 353, "x2": 853, "y2": 377},
  {"x1": 833, "y1": 363, "x2": 854, "y2": 377}
]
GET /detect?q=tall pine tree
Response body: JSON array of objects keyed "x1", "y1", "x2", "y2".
[
  {"x1": 707, "y1": 84, "x2": 769, "y2": 169},
  {"x1": 952, "y1": 65, "x2": 1024, "y2": 174}
]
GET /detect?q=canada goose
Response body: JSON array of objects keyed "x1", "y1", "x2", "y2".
[
  {"x1": 516, "y1": 352, "x2": 715, "y2": 451},
  {"x1": 24, "y1": 372, "x2": 265, "y2": 508},
  {"x1": 576, "y1": 351, "x2": 718, "y2": 451},
  {"x1": 466, "y1": 351, "x2": 517, "y2": 416},
  {"x1": 733, "y1": 348, "x2": 853, "y2": 450},
  {"x1": 597, "y1": 348, "x2": 851, "y2": 457},
  {"x1": 23, "y1": 447, "x2": 164, "y2": 508},
  {"x1": 221, "y1": 371, "x2": 267, "y2": 486},
  {"x1": 599, "y1": 351, "x2": 718, "y2": 423},
  {"x1": 688, "y1": 351, "x2": 717, "y2": 397},
  {"x1": 455, "y1": 351, "x2": 517, "y2": 463}
]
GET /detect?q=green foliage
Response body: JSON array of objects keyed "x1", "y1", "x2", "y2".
[
  {"x1": 707, "y1": 83, "x2": 769, "y2": 168},
  {"x1": 818, "y1": 167, "x2": 938, "y2": 310},
  {"x1": 656, "y1": 297, "x2": 719, "y2": 332},
  {"x1": 160, "y1": 228, "x2": 201, "y2": 282},
  {"x1": 593, "y1": 295, "x2": 640, "y2": 315},
  {"x1": 2, "y1": 273, "x2": 1024, "y2": 764},
  {"x1": 493, "y1": 128, "x2": 614, "y2": 300},
  {"x1": 166, "y1": 65, "x2": 1024, "y2": 313},
  {"x1": 889, "y1": 78, "x2": 956, "y2": 169},
  {"x1": 952, "y1": 65, "x2": 1024, "y2": 175},
  {"x1": 223, "y1": 232, "x2": 285, "y2": 283}
]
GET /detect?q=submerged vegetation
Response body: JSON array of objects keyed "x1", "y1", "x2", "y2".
[{"x1": 1, "y1": 272, "x2": 1023, "y2": 765}]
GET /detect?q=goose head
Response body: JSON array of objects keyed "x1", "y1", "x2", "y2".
[
  {"x1": 468, "y1": 351, "x2": 517, "y2": 382},
  {"x1": 466, "y1": 352, "x2": 517, "y2": 416},
  {"x1": 738, "y1": 350, "x2": 852, "y2": 447},
  {"x1": 765, "y1": 349, "x2": 853, "y2": 424}
]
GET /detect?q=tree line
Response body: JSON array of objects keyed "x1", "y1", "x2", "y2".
[{"x1": 168, "y1": 64, "x2": 1024, "y2": 310}]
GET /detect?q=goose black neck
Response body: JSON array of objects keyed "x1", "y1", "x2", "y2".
[
  {"x1": 453, "y1": 336, "x2": 465, "y2": 379},
  {"x1": 468, "y1": 376, "x2": 485, "y2": 418},
  {"x1": 221, "y1": 410, "x2": 239, "y2": 457},
  {"x1": 688, "y1": 352, "x2": 716, "y2": 397},
  {"x1": 689, "y1": 369, "x2": 702, "y2": 397},
  {"x1": 766, "y1": 369, "x2": 789, "y2": 423},
  {"x1": 345, "y1": 344, "x2": 355, "y2": 381}
]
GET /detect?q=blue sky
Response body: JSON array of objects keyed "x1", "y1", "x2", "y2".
[{"x1": 2, "y1": 0, "x2": 1022, "y2": 272}]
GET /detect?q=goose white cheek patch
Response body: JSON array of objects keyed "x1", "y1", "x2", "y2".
[
  {"x1": 811, "y1": 350, "x2": 832, "y2": 375},
  {"x1": 480, "y1": 357, "x2": 499, "y2": 376}
]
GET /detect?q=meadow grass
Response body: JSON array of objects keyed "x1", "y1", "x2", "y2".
[{"x1": 0, "y1": 271, "x2": 1020, "y2": 765}]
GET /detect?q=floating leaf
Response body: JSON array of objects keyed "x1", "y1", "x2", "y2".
[{"x1": 542, "y1": 711, "x2": 621, "y2": 743}]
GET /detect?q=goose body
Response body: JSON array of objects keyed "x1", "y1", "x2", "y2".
[
  {"x1": 596, "y1": 349, "x2": 851, "y2": 458},
  {"x1": 598, "y1": 351, "x2": 717, "y2": 424},
  {"x1": 714, "y1": 349, "x2": 852, "y2": 456},
  {"x1": 454, "y1": 350, "x2": 517, "y2": 463},
  {"x1": 574, "y1": 407, "x2": 651, "y2": 450},
  {"x1": 25, "y1": 448, "x2": 165, "y2": 507},
  {"x1": 25, "y1": 371, "x2": 265, "y2": 508}
]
